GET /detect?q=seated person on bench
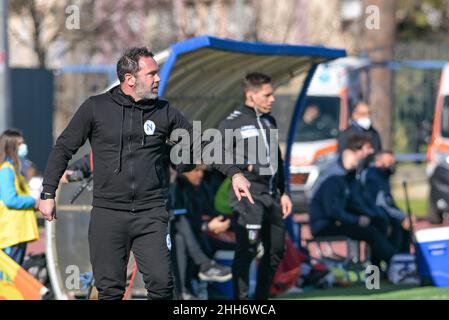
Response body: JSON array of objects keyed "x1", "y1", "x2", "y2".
[
  {"x1": 361, "y1": 150, "x2": 412, "y2": 253},
  {"x1": 168, "y1": 165, "x2": 232, "y2": 300},
  {"x1": 309, "y1": 135, "x2": 398, "y2": 268},
  {"x1": 346, "y1": 141, "x2": 391, "y2": 237}
]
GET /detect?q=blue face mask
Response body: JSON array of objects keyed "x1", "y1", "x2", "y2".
[{"x1": 17, "y1": 143, "x2": 28, "y2": 158}]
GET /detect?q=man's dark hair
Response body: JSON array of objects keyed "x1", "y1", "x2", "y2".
[
  {"x1": 345, "y1": 134, "x2": 372, "y2": 151},
  {"x1": 242, "y1": 72, "x2": 271, "y2": 92},
  {"x1": 117, "y1": 47, "x2": 154, "y2": 82},
  {"x1": 350, "y1": 100, "x2": 369, "y2": 115}
]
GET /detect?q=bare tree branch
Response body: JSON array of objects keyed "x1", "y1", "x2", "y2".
[{"x1": 281, "y1": 0, "x2": 297, "y2": 43}]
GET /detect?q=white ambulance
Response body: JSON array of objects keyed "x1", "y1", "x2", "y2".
[{"x1": 289, "y1": 57, "x2": 369, "y2": 213}]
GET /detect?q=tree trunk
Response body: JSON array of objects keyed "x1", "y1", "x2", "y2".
[
  {"x1": 361, "y1": 0, "x2": 396, "y2": 149},
  {"x1": 28, "y1": 0, "x2": 46, "y2": 67}
]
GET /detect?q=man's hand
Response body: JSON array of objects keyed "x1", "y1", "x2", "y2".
[
  {"x1": 231, "y1": 173, "x2": 254, "y2": 204},
  {"x1": 358, "y1": 215, "x2": 371, "y2": 227},
  {"x1": 208, "y1": 215, "x2": 231, "y2": 234},
  {"x1": 280, "y1": 194, "x2": 293, "y2": 219},
  {"x1": 401, "y1": 216, "x2": 416, "y2": 230},
  {"x1": 60, "y1": 170, "x2": 73, "y2": 184},
  {"x1": 39, "y1": 199, "x2": 57, "y2": 221}
]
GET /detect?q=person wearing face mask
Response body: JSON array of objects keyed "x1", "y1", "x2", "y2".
[
  {"x1": 15, "y1": 138, "x2": 33, "y2": 179},
  {"x1": 361, "y1": 151, "x2": 412, "y2": 253},
  {"x1": 338, "y1": 102, "x2": 389, "y2": 241},
  {"x1": 337, "y1": 101, "x2": 382, "y2": 154},
  {"x1": 0, "y1": 129, "x2": 39, "y2": 265},
  {"x1": 309, "y1": 135, "x2": 397, "y2": 268},
  {"x1": 346, "y1": 136, "x2": 391, "y2": 239}
]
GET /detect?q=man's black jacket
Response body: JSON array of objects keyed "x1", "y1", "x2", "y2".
[
  {"x1": 42, "y1": 85, "x2": 240, "y2": 211},
  {"x1": 217, "y1": 105, "x2": 287, "y2": 195},
  {"x1": 309, "y1": 158, "x2": 359, "y2": 235}
]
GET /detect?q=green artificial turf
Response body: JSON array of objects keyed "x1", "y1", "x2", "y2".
[
  {"x1": 395, "y1": 198, "x2": 428, "y2": 218},
  {"x1": 276, "y1": 282, "x2": 449, "y2": 300}
]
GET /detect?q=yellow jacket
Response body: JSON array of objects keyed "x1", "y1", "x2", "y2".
[{"x1": 0, "y1": 161, "x2": 39, "y2": 249}]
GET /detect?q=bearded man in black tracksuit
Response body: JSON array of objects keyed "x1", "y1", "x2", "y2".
[
  {"x1": 38, "y1": 47, "x2": 253, "y2": 300},
  {"x1": 217, "y1": 73, "x2": 293, "y2": 300}
]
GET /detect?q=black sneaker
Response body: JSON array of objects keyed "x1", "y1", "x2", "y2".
[{"x1": 198, "y1": 260, "x2": 232, "y2": 282}]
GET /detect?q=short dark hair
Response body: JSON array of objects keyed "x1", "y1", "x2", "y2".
[
  {"x1": 242, "y1": 72, "x2": 271, "y2": 92},
  {"x1": 345, "y1": 134, "x2": 372, "y2": 151},
  {"x1": 351, "y1": 100, "x2": 369, "y2": 115},
  {"x1": 117, "y1": 47, "x2": 154, "y2": 82}
]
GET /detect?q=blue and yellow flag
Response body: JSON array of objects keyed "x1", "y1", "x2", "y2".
[{"x1": 0, "y1": 250, "x2": 48, "y2": 300}]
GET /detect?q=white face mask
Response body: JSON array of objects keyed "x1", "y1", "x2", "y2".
[
  {"x1": 356, "y1": 117, "x2": 371, "y2": 130},
  {"x1": 17, "y1": 143, "x2": 28, "y2": 158}
]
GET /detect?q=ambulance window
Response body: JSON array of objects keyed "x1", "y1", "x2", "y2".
[
  {"x1": 295, "y1": 96, "x2": 340, "y2": 142},
  {"x1": 442, "y1": 96, "x2": 449, "y2": 138}
]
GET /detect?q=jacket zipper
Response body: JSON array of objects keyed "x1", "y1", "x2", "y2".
[
  {"x1": 256, "y1": 112, "x2": 275, "y2": 193},
  {"x1": 129, "y1": 106, "x2": 136, "y2": 212}
]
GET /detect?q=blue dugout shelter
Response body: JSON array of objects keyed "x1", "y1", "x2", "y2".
[
  {"x1": 96, "y1": 35, "x2": 347, "y2": 245},
  {"x1": 157, "y1": 35, "x2": 346, "y2": 246}
]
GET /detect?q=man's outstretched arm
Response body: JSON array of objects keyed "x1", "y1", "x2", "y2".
[{"x1": 167, "y1": 105, "x2": 254, "y2": 204}]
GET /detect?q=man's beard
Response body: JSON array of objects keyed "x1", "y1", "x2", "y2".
[{"x1": 135, "y1": 79, "x2": 158, "y2": 100}]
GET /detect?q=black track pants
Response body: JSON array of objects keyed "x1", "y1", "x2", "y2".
[
  {"x1": 315, "y1": 224, "x2": 398, "y2": 265},
  {"x1": 88, "y1": 206, "x2": 173, "y2": 300},
  {"x1": 230, "y1": 193, "x2": 285, "y2": 300}
]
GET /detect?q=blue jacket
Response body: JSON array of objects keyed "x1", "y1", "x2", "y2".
[
  {"x1": 0, "y1": 158, "x2": 35, "y2": 209},
  {"x1": 347, "y1": 171, "x2": 389, "y2": 221},
  {"x1": 309, "y1": 158, "x2": 359, "y2": 236},
  {"x1": 361, "y1": 166, "x2": 405, "y2": 222}
]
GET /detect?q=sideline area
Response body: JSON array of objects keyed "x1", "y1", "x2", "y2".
[{"x1": 277, "y1": 282, "x2": 449, "y2": 300}]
